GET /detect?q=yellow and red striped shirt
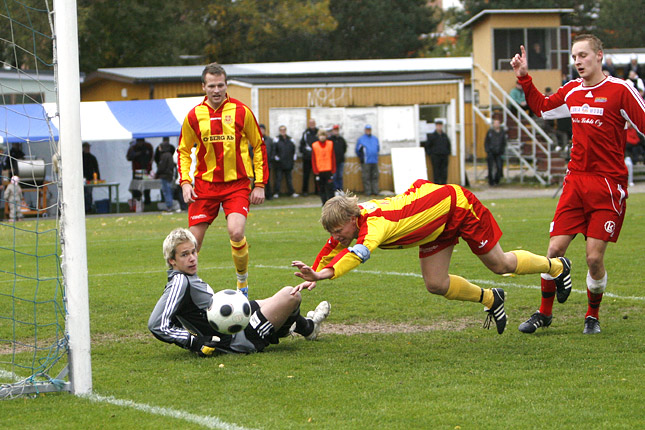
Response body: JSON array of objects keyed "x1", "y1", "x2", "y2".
[
  {"x1": 312, "y1": 180, "x2": 480, "y2": 278},
  {"x1": 177, "y1": 96, "x2": 268, "y2": 186}
]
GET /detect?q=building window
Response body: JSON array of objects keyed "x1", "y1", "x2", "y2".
[
  {"x1": 0, "y1": 92, "x2": 44, "y2": 105},
  {"x1": 493, "y1": 28, "x2": 563, "y2": 72}
]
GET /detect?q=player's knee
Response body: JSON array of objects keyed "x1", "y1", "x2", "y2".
[
  {"x1": 547, "y1": 244, "x2": 566, "y2": 258},
  {"x1": 278, "y1": 287, "x2": 302, "y2": 306},
  {"x1": 424, "y1": 280, "x2": 444, "y2": 295},
  {"x1": 586, "y1": 254, "x2": 603, "y2": 272}
]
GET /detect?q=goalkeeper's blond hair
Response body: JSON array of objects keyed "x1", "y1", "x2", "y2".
[
  {"x1": 320, "y1": 192, "x2": 361, "y2": 232},
  {"x1": 163, "y1": 228, "x2": 197, "y2": 268}
]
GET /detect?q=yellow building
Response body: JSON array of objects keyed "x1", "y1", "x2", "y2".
[{"x1": 82, "y1": 59, "x2": 472, "y2": 190}]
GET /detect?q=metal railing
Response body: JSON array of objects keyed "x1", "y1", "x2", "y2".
[{"x1": 471, "y1": 63, "x2": 555, "y2": 185}]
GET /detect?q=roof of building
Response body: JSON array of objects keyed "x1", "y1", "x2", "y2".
[
  {"x1": 460, "y1": 8, "x2": 575, "y2": 29},
  {"x1": 233, "y1": 71, "x2": 462, "y2": 86},
  {"x1": 84, "y1": 57, "x2": 473, "y2": 85}
]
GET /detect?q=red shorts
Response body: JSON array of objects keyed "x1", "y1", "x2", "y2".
[
  {"x1": 419, "y1": 187, "x2": 502, "y2": 258},
  {"x1": 188, "y1": 178, "x2": 251, "y2": 226},
  {"x1": 551, "y1": 173, "x2": 627, "y2": 242}
]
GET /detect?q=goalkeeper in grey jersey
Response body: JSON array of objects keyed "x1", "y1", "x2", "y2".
[{"x1": 148, "y1": 228, "x2": 330, "y2": 356}]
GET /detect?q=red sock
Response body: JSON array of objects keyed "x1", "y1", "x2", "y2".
[
  {"x1": 539, "y1": 277, "x2": 556, "y2": 316},
  {"x1": 586, "y1": 288, "x2": 603, "y2": 319}
]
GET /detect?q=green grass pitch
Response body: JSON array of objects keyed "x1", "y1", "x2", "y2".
[{"x1": 2, "y1": 192, "x2": 645, "y2": 429}]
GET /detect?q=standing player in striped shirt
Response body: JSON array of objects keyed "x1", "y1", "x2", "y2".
[
  {"x1": 511, "y1": 34, "x2": 645, "y2": 334},
  {"x1": 178, "y1": 63, "x2": 269, "y2": 297},
  {"x1": 290, "y1": 179, "x2": 572, "y2": 335}
]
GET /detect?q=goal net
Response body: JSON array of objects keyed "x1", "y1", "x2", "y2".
[{"x1": 0, "y1": 0, "x2": 91, "y2": 398}]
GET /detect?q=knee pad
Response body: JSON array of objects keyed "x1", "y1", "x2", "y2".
[{"x1": 587, "y1": 271, "x2": 607, "y2": 294}]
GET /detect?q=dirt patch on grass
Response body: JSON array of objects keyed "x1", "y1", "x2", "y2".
[{"x1": 323, "y1": 319, "x2": 471, "y2": 335}]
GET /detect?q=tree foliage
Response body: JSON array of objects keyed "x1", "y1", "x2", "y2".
[
  {"x1": 0, "y1": 0, "x2": 54, "y2": 70},
  {"x1": 77, "y1": 0, "x2": 209, "y2": 73},
  {"x1": 327, "y1": 0, "x2": 439, "y2": 59},
  {"x1": 595, "y1": 0, "x2": 645, "y2": 48},
  {"x1": 203, "y1": 0, "x2": 337, "y2": 63}
]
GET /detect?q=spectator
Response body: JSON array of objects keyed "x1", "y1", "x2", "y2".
[
  {"x1": 623, "y1": 53, "x2": 641, "y2": 79},
  {"x1": 355, "y1": 124, "x2": 380, "y2": 196},
  {"x1": 126, "y1": 138, "x2": 154, "y2": 205},
  {"x1": 329, "y1": 125, "x2": 347, "y2": 194},
  {"x1": 82, "y1": 142, "x2": 100, "y2": 214},
  {"x1": 4, "y1": 142, "x2": 25, "y2": 176},
  {"x1": 625, "y1": 123, "x2": 641, "y2": 187},
  {"x1": 0, "y1": 145, "x2": 7, "y2": 206},
  {"x1": 3, "y1": 175, "x2": 23, "y2": 221},
  {"x1": 625, "y1": 70, "x2": 645, "y2": 98},
  {"x1": 272, "y1": 125, "x2": 298, "y2": 199},
  {"x1": 311, "y1": 129, "x2": 336, "y2": 206},
  {"x1": 484, "y1": 118, "x2": 507, "y2": 186},
  {"x1": 509, "y1": 80, "x2": 530, "y2": 116},
  {"x1": 259, "y1": 124, "x2": 274, "y2": 200},
  {"x1": 154, "y1": 137, "x2": 176, "y2": 212},
  {"x1": 299, "y1": 119, "x2": 318, "y2": 196},
  {"x1": 423, "y1": 119, "x2": 451, "y2": 184},
  {"x1": 602, "y1": 55, "x2": 617, "y2": 77},
  {"x1": 528, "y1": 42, "x2": 547, "y2": 69}
]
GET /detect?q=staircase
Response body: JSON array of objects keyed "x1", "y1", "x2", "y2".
[{"x1": 471, "y1": 64, "x2": 568, "y2": 185}]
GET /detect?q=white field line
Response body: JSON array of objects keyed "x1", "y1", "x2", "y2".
[
  {"x1": 83, "y1": 393, "x2": 257, "y2": 430},
  {"x1": 0, "y1": 373, "x2": 255, "y2": 430},
  {"x1": 2, "y1": 264, "x2": 644, "y2": 303}
]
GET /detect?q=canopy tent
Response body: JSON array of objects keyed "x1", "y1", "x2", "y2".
[
  {"x1": 1, "y1": 97, "x2": 204, "y2": 208},
  {"x1": 0, "y1": 96, "x2": 203, "y2": 144}
]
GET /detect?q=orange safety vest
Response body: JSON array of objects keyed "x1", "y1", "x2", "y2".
[{"x1": 311, "y1": 140, "x2": 336, "y2": 174}]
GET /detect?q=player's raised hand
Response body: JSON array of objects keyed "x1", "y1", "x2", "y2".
[{"x1": 510, "y1": 45, "x2": 528, "y2": 78}]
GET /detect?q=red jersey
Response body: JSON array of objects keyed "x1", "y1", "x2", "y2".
[{"x1": 519, "y1": 74, "x2": 645, "y2": 184}]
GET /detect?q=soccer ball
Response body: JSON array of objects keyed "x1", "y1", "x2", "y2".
[{"x1": 206, "y1": 289, "x2": 251, "y2": 335}]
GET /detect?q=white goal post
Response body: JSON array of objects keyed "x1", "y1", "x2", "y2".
[{"x1": 54, "y1": 0, "x2": 92, "y2": 395}]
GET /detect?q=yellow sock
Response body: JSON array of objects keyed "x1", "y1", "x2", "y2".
[
  {"x1": 444, "y1": 275, "x2": 492, "y2": 306},
  {"x1": 230, "y1": 237, "x2": 249, "y2": 288},
  {"x1": 511, "y1": 250, "x2": 553, "y2": 274}
]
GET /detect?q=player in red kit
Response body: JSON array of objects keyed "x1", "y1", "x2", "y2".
[{"x1": 511, "y1": 34, "x2": 645, "y2": 334}]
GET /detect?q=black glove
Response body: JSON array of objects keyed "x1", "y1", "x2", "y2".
[{"x1": 188, "y1": 335, "x2": 220, "y2": 357}]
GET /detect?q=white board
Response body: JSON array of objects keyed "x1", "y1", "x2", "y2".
[
  {"x1": 391, "y1": 147, "x2": 428, "y2": 194},
  {"x1": 268, "y1": 108, "x2": 307, "y2": 142}
]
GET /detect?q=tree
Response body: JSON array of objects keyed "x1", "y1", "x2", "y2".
[
  {"x1": 0, "y1": 0, "x2": 53, "y2": 71},
  {"x1": 77, "y1": 0, "x2": 209, "y2": 73},
  {"x1": 327, "y1": 0, "x2": 439, "y2": 59},
  {"x1": 203, "y1": 0, "x2": 337, "y2": 63},
  {"x1": 595, "y1": 0, "x2": 645, "y2": 48}
]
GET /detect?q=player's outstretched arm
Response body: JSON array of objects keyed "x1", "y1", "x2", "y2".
[
  {"x1": 292, "y1": 261, "x2": 334, "y2": 281},
  {"x1": 510, "y1": 45, "x2": 528, "y2": 78}
]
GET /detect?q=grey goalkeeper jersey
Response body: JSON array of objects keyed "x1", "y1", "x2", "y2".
[{"x1": 148, "y1": 269, "x2": 229, "y2": 348}]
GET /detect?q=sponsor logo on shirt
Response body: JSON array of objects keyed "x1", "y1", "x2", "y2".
[
  {"x1": 594, "y1": 97, "x2": 608, "y2": 103},
  {"x1": 570, "y1": 104, "x2": 604, "y2": 116},
  {"x1": 585, "y1": 91, "x2": 594, "y2": 98},
  {"x1": 203, "y1": 135, "x2": 235, "y2": 142}
]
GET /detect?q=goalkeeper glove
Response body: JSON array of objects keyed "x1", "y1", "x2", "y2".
[{"x1": 188, "y1": 335, "x2": 221, "y2": 357}]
